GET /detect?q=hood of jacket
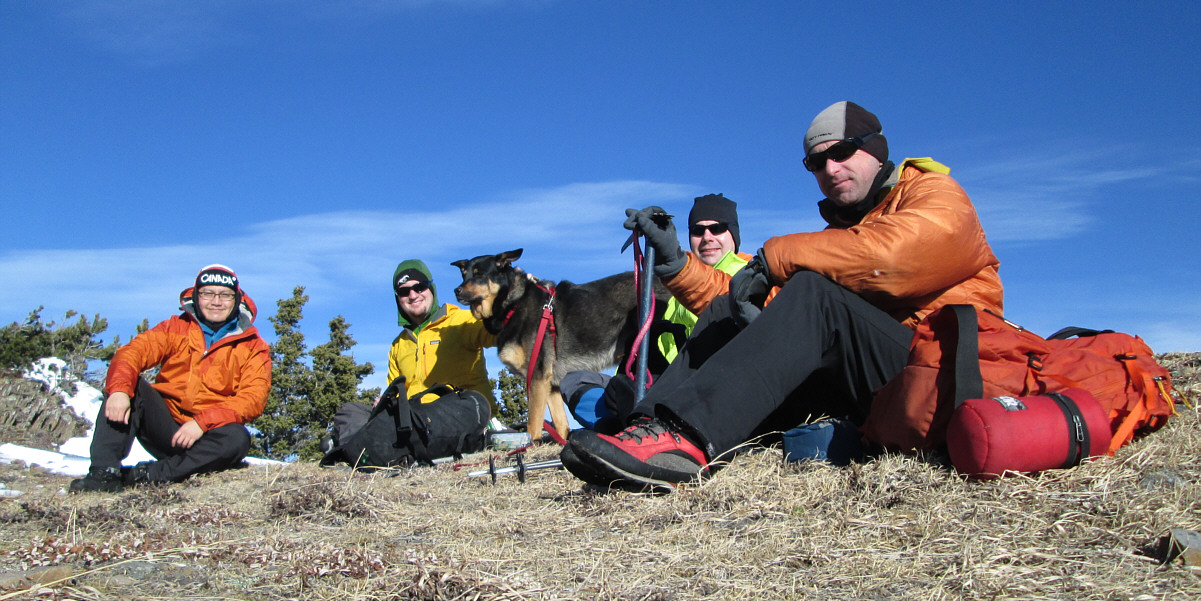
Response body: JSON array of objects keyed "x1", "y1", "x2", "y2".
[
  {"x1": 393, "y1": 259, "x2": 441, "y2": 331},
  {"x1": 178, "y1": 286, "x2": 258, "y2": 338}
]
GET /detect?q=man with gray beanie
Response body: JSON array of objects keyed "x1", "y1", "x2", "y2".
[
  {"x1": 563, "y1": 101, "x2": 1004, "y2": 490},
  {"x1": 385, "y1": 258, "x2": 497, "y2": 412}
]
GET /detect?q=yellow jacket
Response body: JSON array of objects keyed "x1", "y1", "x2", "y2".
[{"x1": 387, "y1": 304, "x2": 497, "y2": 409}]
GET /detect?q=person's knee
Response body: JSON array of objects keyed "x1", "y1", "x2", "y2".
[
  {"x1": 779, "y1": 270, "x2": 838, "y2": 296},
  {"x1": 767, "y1": 271, "x2": 858, "y2": 315},
  {"x1": 206, "y1": 424, "x2": 251, "y2": 462}
]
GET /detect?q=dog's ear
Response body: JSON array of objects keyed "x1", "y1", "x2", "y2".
[
  {"x1": 497, "y1": 249, "x2": 523, "y2": 268},
  {"x1": 450, "y1": 259, "x2": 469, "y2": 275}
]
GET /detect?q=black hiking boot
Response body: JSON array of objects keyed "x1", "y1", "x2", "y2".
[
  {"x1": 69, "y1": 466, "x2": 125, "y2": 493},
  {"x1": 122, "y1": 461, "x2": 154, "y2": 486}
]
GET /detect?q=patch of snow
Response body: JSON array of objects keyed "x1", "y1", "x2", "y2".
[
  {"x1": 0, "y1": 443, "x2": 91, "y2": 477},
  {"x1": 54, "y1": 376, "x2": 157, "y2": 464}
]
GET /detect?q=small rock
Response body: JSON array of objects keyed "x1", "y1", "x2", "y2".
[
  {"x1": 0, "y1": 565, "x2": 76, "y2": 588},
  {"x1": 1170, "y1": 529, "x2": 1201, "y2": 567},
  {"x1": 113, "y1": 560, "x2": 162, "y2": 579},
  {"x1": 1139, "y1": 470, "x2": 1185, "y2": 490},
  {"x1": 1157, "y1": 528, "x2": 1201, "y2": 567}
]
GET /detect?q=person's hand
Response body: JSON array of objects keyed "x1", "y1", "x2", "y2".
[
  {"x1": 104, "y1": 391, "x2": 132, "y2": 424},
  {"x1": 171, "y1": 420, "x2": 204, "y2": 449},
  {"x1": 624, "y1": 207, "x2": 686, "y2": 278},
  {"x1": 729, "y1": 249, "x2": 773, "y2": 328}
]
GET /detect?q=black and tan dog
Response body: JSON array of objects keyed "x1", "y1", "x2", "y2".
[{"x1": 452, "y1": 249, "x2": 669, "y2": 443}]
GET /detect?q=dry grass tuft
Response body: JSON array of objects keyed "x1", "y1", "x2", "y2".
[{"x1": 0, "y1": 354, "x2": 1198, "y2": 599}]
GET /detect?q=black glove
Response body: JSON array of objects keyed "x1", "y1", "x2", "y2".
[
  {"x1": 729, "y1": 249, "x2": 772, "y2": 328},
  {"x1": 624, "y1": 206, "x2": 686, "y2": 278}
]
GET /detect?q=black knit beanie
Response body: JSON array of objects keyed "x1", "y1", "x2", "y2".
[{"x1": 688, "y1": 193, "x2": 740, "y2": 252}]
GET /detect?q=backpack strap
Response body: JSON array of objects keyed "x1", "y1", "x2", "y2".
[
  {"x1": 376, "y1": 390, "x2": 416, "y2": 452},
  {"x1": 409, "y1": 383, "x2": 458, "y2": 402},
  {"x1": 948, "y1": 305, "x2": 984, "y2": 408},
  {"x1": 1047, "y1": 326, "x2": 1115, "y2": 340},
  {"x1": 1045, "y1": 391, "x2": 1089, "y2": 468}
]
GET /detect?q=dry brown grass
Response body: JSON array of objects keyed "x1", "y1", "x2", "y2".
[{"x1": 0, "y1": 357, "x2": 1198, "y2": 600}]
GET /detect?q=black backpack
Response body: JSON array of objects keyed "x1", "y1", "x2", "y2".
[{"x1": 320, "y1": 380, "x2": 491, "y2": 469}]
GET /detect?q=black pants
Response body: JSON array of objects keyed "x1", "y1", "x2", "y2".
[
  {"x1": 636, "y1": 271, "x2": 913, "y2": 459},
  {"x1": 89, "y1": 379, "x2": 251, "y2": 482}
]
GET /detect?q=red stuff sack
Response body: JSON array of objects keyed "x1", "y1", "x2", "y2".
[{"x1": 946, "y1": 388, "x2": 1111, "y2": 479}]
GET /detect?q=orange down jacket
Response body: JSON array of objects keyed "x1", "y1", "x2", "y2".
[
  {"x1": 662, "y1": 159, "x2": 1003, "y2": 329},
  {"x1": 660, "y1": 250, "x2": 755, "y2": 317},
  {"x1": 105, "y1": 288, "x2": 272, "y2": 431}
]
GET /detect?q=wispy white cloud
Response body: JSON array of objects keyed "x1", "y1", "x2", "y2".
[
  {"x1": 59, "y1": 0, "x2": 252, "y2": 66},
  {"x1": 0, "y1": 179, "x2": 696, "y2": 335},
  {"x1": 953, "y1": 147, "x2": 1193, "y2": 243},
  {"x1": 56, "y1": 0, "x2": 522, "y2": 66}
]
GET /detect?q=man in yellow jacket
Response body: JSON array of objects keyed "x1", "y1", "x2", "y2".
[
  {"x1": 323, "y1": 260, "x2": 499, "y2": 457},
  {"x1": 387, "y1": 259, "x2": 497, "y2": 414},
  {"x1": 564, "y1": 101, "x2": 1004, "y2": 489},
  {"x1": 70, "y1": 265, "x2": 271, "y2": 493}
]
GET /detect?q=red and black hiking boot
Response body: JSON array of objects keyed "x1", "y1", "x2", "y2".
[{"x1": 565, "y1": 418, "x2": 709, "y2": 491}]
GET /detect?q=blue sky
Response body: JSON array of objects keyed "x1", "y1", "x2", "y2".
[{"x1": 2, "y1": 1, "x2": 1198, "y2": 392}]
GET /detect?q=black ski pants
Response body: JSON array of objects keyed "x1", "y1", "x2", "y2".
[
  {"x1": 636, "y1": 271, "x2": 913, "y2": 459},
  {"x1": 89, "y1": 378, "x2": 251, "y2": 482}
]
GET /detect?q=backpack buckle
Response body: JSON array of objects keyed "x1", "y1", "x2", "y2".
[{"x1": 1027, "y1": 352, "x2": 1044, "y2": 371}]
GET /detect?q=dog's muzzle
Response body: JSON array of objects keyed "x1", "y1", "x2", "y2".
[{"x1": 454, "y1": 285, "x2": 482, "y2": 306}]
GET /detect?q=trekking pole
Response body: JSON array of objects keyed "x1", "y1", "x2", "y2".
[
  {"x1": 635, "y1": 244, "x2": 654, "y2": 402},
  {"x1": 622, "y1": 211, "x2": 671, "y2": 403},
  {"x1": 467, "y1": 454, "x2": 564, "y2": 483}
]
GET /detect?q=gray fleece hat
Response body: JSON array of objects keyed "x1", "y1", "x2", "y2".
[{"x1": 803, "y1": 101, "x2": 889, "y2": 164}]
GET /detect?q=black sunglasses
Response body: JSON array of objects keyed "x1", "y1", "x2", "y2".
[
  {"x1": 689, "y1": 222, "x2": 730, "y2": 237},
  {"x1": 803, "y1": 131, "x2": 877, "y2": 172},
  {"x1": 397, "y1": 282, "x2": 430, "y2": 296}
]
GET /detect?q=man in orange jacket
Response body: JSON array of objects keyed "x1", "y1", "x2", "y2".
[
  {"x1": 562, "y1": 101, "x2": 1003, "y2": 490},
  {"x1": 70, "y1": 265, "x2": 271, "y2": 492}
]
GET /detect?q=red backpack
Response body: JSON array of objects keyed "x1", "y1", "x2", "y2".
[{"x1": 861, "y1": 305, "x2": 1185, "y2": 454}]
